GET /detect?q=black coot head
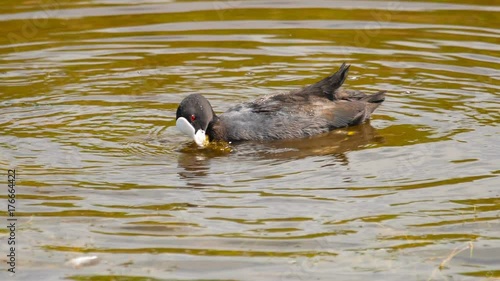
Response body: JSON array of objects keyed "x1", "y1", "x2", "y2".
[{"x1": 175, "y1": 94, "x2": 215, "y2": 146}]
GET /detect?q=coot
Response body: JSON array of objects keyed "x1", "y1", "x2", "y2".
[{"x1": 176, "y1": 63, "x2": 385, "y2": 146}]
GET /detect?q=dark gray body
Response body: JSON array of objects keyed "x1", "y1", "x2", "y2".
[
  {"x1": 207, "y1": 63, "x2": 385, "y2": 142},
  {"x1": 177, "y1": 63, "x2": 386, "y2": 143}
]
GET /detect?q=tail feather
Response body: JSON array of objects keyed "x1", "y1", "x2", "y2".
[
  {"x1": 321, "y1": 63, "x2": 350, "y2": 100},
  {"x1": 362, "y1": 90, "x2": 386, "y2": 104},
  {"x1": 302, "y1": 63, "x2": 350, "y2": 100},
  {"x1": 364, "y1": 90, "x2": 386, "y2": 115}
]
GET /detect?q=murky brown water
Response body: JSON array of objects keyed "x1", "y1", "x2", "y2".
[{"x1": 0, "y1": 0, "x2": 499, "y2": 280}]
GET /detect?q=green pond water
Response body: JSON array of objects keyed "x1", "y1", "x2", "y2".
[{"x1": 0, "y1": 0, "x2": 499, "y2": 280}]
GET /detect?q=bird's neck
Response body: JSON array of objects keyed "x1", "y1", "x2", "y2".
[{"x1": 207, "y1": 115, "x2": 226, "y2": 141}]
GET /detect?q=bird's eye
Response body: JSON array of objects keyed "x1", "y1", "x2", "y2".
[{"x1": 190, "y1": 114, "x2": 196, "y2": 122}]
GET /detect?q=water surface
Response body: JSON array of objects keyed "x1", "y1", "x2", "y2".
[{"x1": 0, "y1": 0, "x2": 499, "y2": 280}]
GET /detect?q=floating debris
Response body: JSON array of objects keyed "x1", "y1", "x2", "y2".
[{"x1": 66, "y1": 256, "x2": 100, "y2": 268}]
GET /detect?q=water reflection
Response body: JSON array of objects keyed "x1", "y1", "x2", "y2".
[
  {"x1": 1, "y1": 0, "x2": 499, "y2": 280},
  {"x1": 177, "y1": 123, "x2": 383, "y2": 186}
]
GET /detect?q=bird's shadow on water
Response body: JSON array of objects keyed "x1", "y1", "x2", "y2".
[{"x1": 176, "y1": 122, "x2": 384, "y2": 186}]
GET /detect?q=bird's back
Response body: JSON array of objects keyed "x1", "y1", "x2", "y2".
[{"x1": 214, "y1": 64, "x2": 385, "y2": 142}]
